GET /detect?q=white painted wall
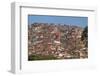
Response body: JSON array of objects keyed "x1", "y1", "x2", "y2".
[{"x1": 0, "y1": 0, "x2": 100, "y2": 76}]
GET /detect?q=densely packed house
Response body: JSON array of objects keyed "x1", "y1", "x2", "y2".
[{"x1": 28, "y1": 23, "x2": 88, "y2": 60}]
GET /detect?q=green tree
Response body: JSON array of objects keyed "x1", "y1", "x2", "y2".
[{"x1": 81, "y1": 26, "x2": 88, "y2": 47}]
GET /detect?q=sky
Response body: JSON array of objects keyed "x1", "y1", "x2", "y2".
[{"x1": 28, "y1": 15, "x2": 88, "y2": 27}]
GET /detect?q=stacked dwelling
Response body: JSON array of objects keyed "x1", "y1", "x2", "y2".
[{"x1": 28, "y1": 23, "x2": 88, "y2": 59}]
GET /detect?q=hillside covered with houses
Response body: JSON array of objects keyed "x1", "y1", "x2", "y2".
[{"x1": 28, "y1": 23, "x2": 88, "y2": 60}]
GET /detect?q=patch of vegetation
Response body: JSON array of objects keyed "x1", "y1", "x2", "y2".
[
  {"x1": 81, "y1": 26, "x2": 88, "y2": 47},
  {"x1": 28, "y1": 54, "x2": 58, "y2": 61}
]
